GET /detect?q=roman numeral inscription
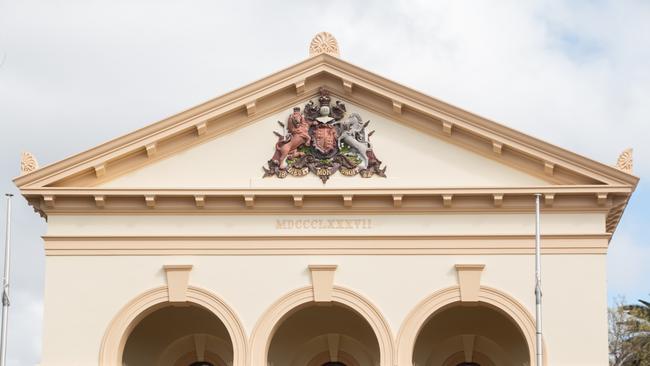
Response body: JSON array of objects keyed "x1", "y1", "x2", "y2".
[{"x1": 275, "y1": 218, "x2": 372, "y2": 230}]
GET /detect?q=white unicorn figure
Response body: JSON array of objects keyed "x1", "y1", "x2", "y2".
[{"x1": 338, "y1": 113, "x2": 372, "y2": 169}]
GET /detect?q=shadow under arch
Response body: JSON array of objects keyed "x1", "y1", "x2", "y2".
[
  {"x1": 99, "y1": 285, "x2": 247, "y2": 366},
  {"x1": 249, "y1": 285, "x2": 395, "y2": 366},
  {"x1": 396, "y1": 286, "x2": 547, "y2": 366}
]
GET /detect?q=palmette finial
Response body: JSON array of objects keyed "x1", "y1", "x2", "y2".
[
  {"x1": 309, "y1": 32, "x2": 340, "y2": 58},
  {"x1": 615, "y1": 148, "x2": 633, "y2": 174}
]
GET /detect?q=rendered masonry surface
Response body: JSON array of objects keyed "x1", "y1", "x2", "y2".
[{"x1": 14, "y1": 33, "x2": 638, "y2": 366}]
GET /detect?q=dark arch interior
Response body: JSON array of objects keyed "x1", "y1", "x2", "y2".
[
  {"x1": 268, "y1": 303, "x2": 380, "y2": 366},
  {"x1": 413, "y1": 304, "x2": 529, "y2": 366},
  {"x1": 123, "y1": 305, "x2": 232, "y2": 366}
]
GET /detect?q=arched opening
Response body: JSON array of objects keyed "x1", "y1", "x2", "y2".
[
  {"x1": 99, "y1": 286, "x2": 246, "y2": 366},
  {"x1": 267, "y1": 303, "x2": 380, "y2": 366},
  {"x1": 413, "y1": 303, "x2": 529, "y2": 366},
  {"x1": 122, "y1": 304, "x2": 233, "y2": 366}
]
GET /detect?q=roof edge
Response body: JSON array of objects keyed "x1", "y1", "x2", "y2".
[{"x1": 13, "y1": 54, "x2": 640, "y2": 189}]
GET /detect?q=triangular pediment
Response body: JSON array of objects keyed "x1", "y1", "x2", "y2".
[
  {"x1": 14, "y1": 53, "x2": 637, "y2": 233},
  {"x1": 14, "y1": 54, "x2": 636, "y2": 190}
]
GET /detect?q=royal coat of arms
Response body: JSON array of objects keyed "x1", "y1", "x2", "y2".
[{"x1": 263, "y1": 89, "x2": 387, "y2": 183}]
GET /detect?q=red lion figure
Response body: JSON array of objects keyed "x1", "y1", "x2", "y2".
[{"x1": 271, "y1": 107, "x2": 312, "y2": 169}]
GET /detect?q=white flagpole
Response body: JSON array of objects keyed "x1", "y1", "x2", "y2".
[
  {"x1": 0, "y1": 193, "x2": 13, "y2": 366},
  {"x1": 534, "y1": 193, "x2": 543, "y2": 366}
]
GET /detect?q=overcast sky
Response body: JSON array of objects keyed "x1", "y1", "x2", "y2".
[{"x1": 0, "y1": 0, "x2": 649, "y2": 365}]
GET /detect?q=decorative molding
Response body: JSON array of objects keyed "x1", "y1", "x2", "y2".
[
  {"x1": 43, "y1": 195, "x2": 55, "y2": 208},
  {"x1": 461, "y1": 335, "x2": 476, "y2": 363},
  {"x1": 194, "y1": 334, "x2": 207, "y2": 362},
  {"x1": 12, "y1": 54, "x2": 638, "y2": 194},
  {"x1": 21, "y1": 186, "x2": 631, "y2": 220},
  {"x1": 94, "y1": 164, "x2": 106, "y2": 178},
  {"x1": 343, "y1": 195, "x2": 353, "y2": 208},
  {"x1": 544, "y1": 193, "x2": 555, "y2": 207},
  {"x1": 245, "y1": 101, "x2": 257, "y2": 116},
  {"x1": 194, "y1": 195, "x2": 205, "y2": 208},
  {"x1": 309, "y1": 32, "x2": 340, "y2": 57},
  {"x1": 442, "y1": 194, "x2": 453, "y2": 208},
  {"x1": 493, "y1": 194, "x2": 503, "y2": 207},
  {"x1": 396, "y1": 285, "x2": 545, "y2": 366},
  {"x1": 295, "y1": 80, "x2": 306, "y2": 95},
  {"x1": 308, "y1": 264, "x2": 338, "y2": 302},
  {"x1": 442, "y1": 121, "x2": 453, "y2": 135},
  {"x1": 392, "y1": 194, "x2": 403, "y2": 208},
  {"x1": 455, "y1": 264, "x2": 485, "y2": 302},
  {"x1": 42, "y1": 234, "x2": 612, "y2": 256},
  {"x1": 163, "y1": 264, "x2": 193, "y2": 302},
  {"x1": 392, "y1": 101, "x2": 402, "y2": 114},
  {"x1": 395, "y1": 286, "x2": 548, "y2": 366},
  {"x1": 544, "y1": 162, "x2": 555, "y2": 176},
  {"x1": 327, "y1": 334, "x2": 341, "y2": 362},
  {"x1": 606, "y1": 201, "x2": 627, "y2": 233},
  {"x1": 10, "y1": 55, "x2": 637, "y2": 237},
  {"x1": 342, "y1": 80, "x2": 353, "y2": 94},
  {"x1": 98, "y1": 286, "x2": 247, "y2": 366},
  {"x1": 293, "y1": 195, "x2": 304, "y2": 207},
  {"x1": 597, "y1": 193, "x2": 608, "y2": 206},
  {"x1": 145, "y1": 143, "x2": 157, "y2": 158},
  {"x1": 22, "y1": 186, "x2": 634, "y2": 196},
  {"x1": 249, "y1": 285, "x2": 394, "y2": 366},
  {"x1": 20, "y1": 152, "x2": 39, "y2": 175},
  {"x1": 615, "y1": 148, "x2": 633, "y2": 174},
  {"x1": 492, "y1": 141, "x2": 503, "y2": 155},
  {"x1": 94, "y1": 195, "x2": 106, "y2": 208},
  {"x1": 195, "y1": 122, "x2": 207, "y2": 136}
]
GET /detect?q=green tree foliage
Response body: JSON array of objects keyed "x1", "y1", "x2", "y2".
[{"x1": 610, "y1": 296, "x2": 650, "y2": 365}]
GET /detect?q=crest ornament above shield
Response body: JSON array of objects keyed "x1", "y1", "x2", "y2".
[{"x1": 263, "y1": 88, "x2": 387, "y2": 183}]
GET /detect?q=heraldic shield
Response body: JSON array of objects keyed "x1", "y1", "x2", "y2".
[{"x1": 263, "y1": 88, "x2": 387, "y2": 183}]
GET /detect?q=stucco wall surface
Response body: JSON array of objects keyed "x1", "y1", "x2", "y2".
[
  {"x1": 97, "y1": 102, "x2": 551, "y2": 189},
  {"x1": 40, "y1": 252, "x2": 607, "y2": 366}
]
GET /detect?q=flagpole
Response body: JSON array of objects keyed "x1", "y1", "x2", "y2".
[
  {"x1": 0, "y1": 193, "x2": 13, "y2": 366},
  {"x1": 534, "y1": 193, "x2": 543, "y2": 366}
]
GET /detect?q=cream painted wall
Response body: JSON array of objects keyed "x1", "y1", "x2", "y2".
[
  {"x1": 40, "y1": 252, "x2": 607, "y2": 366},
  {"x1": 97, "y1": 101, "x2": 551, "y2": 189},
  {"x1": 46, "y1": 212, "x2": 606, "y2": 237},
  {"x1": 40, "y1": 100, "x2": 607, "y2": 365}
]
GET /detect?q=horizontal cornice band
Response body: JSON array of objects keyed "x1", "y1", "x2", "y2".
[
  {"x1": 43, "y1": 234, "x2": 610, "y2": 256},
  {"x1": 24, "y1": 186, "x2": 630, "y2": 221},
  {"x1": 20, "y1": 185, "x2": 634, "y2": 196}
]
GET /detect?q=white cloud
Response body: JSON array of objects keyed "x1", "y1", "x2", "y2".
[{"x1": 0, "y1": 0, "x2": 648, "y2": 364}]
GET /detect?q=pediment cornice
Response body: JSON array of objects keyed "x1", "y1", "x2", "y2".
[
  {"x1": 14, "y1": 54, "x2": 638, "y2": 189},
  {"x1": 14, "y1": 54, "x2": 638, "y2": 235},
  {"x1": 22, "y1": 185, "x2": 631, "y2": 239}
]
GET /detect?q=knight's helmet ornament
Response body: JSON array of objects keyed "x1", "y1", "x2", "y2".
[{"x1": 316, "y1": 90, "x2": 333, "y2": 122}]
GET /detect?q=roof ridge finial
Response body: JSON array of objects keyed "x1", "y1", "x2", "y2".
[
  {"x1": 20, "y1": 151, "x2": 39, "y2": 175},
  {"x1": 615, "y1": 148, "x2": 633, "y2": 174},
  {"x1": 309, "y1": 32, "x2": 340, "y2": 58}
]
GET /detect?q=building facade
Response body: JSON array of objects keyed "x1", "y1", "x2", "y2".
[{"x1": 15, "y1": 33, "x2": 638, "y2": 366}]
